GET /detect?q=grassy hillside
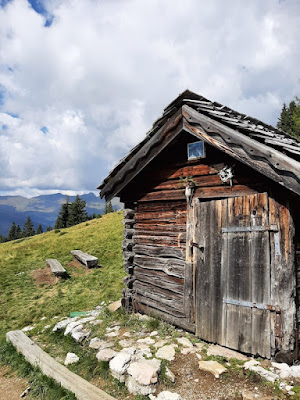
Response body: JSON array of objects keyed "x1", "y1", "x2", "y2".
[{"x1": 0, "y1": 212, "x2": 124, "y2": 339}]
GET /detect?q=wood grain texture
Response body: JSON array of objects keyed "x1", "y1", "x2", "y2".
[{"x1": 193, "y1": 194, "x2": 278, "y2": 358}]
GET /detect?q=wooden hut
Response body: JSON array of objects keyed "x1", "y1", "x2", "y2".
[{"x1": 99, "y1": 90, "x2": 300, "y2": 359}]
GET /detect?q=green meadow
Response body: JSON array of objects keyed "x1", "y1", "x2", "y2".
[{"x1": 0, "y1": 211, "x2": 124, "y2": 338}]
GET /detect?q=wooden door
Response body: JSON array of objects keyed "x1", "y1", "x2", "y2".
[{"x1": 194, "y1": 193, "x2": 274, "y2": 358}]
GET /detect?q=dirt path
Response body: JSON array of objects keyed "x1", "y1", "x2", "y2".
[{"x1": 0, "y1": 366, "x2": 31, "y2": 400}]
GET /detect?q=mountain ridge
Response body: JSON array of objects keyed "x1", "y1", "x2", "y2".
[{"x1": 0, "y1": 192, "x2": 120, "y2": 236}]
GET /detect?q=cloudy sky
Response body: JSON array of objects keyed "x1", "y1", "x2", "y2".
[{"x1": 0, "y1": 0, "x2": 299, "y2": 197}]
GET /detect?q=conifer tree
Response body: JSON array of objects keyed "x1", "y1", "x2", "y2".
[
  {"x1": 15, "y1": 224, "x2": 22, "y2": 239},
  {"x1": 277, "y1": 99, "x2": 300, "y2": 140},
  {"x1": 55, "y1": 196, "x2": 70, "y2": 229},
  {"x1": 46, "y1": 226, "x2": 53, "y2": 232},
  {"x1": 105, "y1": 201, "x2": 113, "y2": 214},
  {"x1": 22, "y1": 217, "x2": 35, "y2": 237},
  {"x1": 36, "y1": 224, "x2": 43, "y2": 234},
  {"x1": 7, "y1": 222, "x2": 17, "y2": 241},
  {"x1": 68, "y1": 195, "x2": 88, "y2": 226},
  {"x1": 0, "y1": 234, "x2": 6, "y2": 243}
]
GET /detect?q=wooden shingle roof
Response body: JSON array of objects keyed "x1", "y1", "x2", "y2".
[{"x1": 99, "y1": 90, "x2": 300, "y2": 200}]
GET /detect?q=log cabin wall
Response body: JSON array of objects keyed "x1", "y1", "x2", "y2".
[{"x1": 119, "y1": 133, "x2": 298, "y2": 350}]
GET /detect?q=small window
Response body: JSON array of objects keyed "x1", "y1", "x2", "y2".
[{"x1": 187, "y1": 141, "x2": 205, "y2": 160}]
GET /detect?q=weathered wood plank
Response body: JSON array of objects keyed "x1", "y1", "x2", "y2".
[
  {"x1": 137, "y1": 200, "x2": 187, "y2": 213},
  {"x1": 70, "y1": 250, "x2": 98, "y2": 268},
  {"x1": 133, "y1": 292, "x2": 185, "y2": 318},
  {"x1": 134, "y1": 254, "x2": 185, "y2": 278},
  {"x1": 135, "y1": 230, "x2": 186, "y2": 243},
  {"x1": 135, "y1": 244, "x2": 185, "y2": 260},
  {"x1": 269, "y1": 196, "x2": 296, "y2": 353},
  {"x1": 184, "y1": 200, "x2": 194, "y2": 322},
  {"x1": 137, "y1": 185, "x2": 261, "y2": 202},
  {"x1": 135, "y1": 223, "x2": 186, "y2": 233},
  {"x1": 134, "y1": 266, "x2": 184, "y2": 294},
  {"x1": 135, "y1": 235, "x2": 186, "y2": 248},
  {"x1": 250, "y1": 194, "x2": 271, "y2": 357},
  {"x1": 133, "y1": 280, "x2": 184, "y2": 313},
  {"x1": 6, "y1": 330, "x2": 116, "y2": 400},
  {"x1": 134, "y1": 302, "x2": 196, "y2": 332},
  {"x1": 46, "y1": 259, "x2": 68, "y2": 278},
  {"x1": 135, "y1": 210, "x2": 186, "y2": 222}
]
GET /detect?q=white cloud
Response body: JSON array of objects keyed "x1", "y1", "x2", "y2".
[{"x1": 0, "y1": 0, "x2": 300, "y2": 196}]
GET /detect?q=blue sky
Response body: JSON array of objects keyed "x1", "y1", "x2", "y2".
[{"x1": 0, "y1": 0, "x2": 300, "y2": 197}]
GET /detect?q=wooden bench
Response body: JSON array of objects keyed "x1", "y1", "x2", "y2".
[
  {"x1": 70, "y1": 250, "x2": 98, "y2": 268},
  {"x1": 46, "y1": 259, "x2": 69, "y2": 278}
]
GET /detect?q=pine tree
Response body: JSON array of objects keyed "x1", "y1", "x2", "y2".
[
  {"x1": 68, "y1": 195, "x2": 88, "y2": 226},
  {"x1": 46, "y1": 226, "x2": 53, "y2": 232},
  {"x1": 22, "y1": 217, "x2": 35, "y2": 237},
  {"x1": 15, "y1": 225, "x2": 22, "y2": 239},
  {"x1": 105, "y1": 201, "x2": 113, "y2": 214},
  {"x1": 36, "y1": 224, "x2": 43, "y2": 234},
  {"x1": 0, "y1": 234, "x2": 6, "y2": 243},
  {"x1": 277, "y1": 99, "x2": 300, "y2": 140},
  {"x1": 55, "y1": 196, "x2": 70, "y2": 229},
  {"x1": 7, "y1": 222, "x2": 17, "y2": 241}
]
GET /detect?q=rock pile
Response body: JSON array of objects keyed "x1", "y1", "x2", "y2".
[{"x1": 48, "y1": 303, "x2": 299, "y2": 398}]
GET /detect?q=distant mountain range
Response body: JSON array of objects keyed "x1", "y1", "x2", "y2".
[{"x1": 0, "y1": 193, "x2": 121, "y2": 236}]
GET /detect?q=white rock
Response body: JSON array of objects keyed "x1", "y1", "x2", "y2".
[
  {"x1": 71, "y1": 326, "x2": 90, "y2": 342},
  {"x1": 198, "y1": 360, "x2": 227, "y2": 378},
  {"x1": 135, "y1": 346, "x2": 152, "y2": 358},
  {"x1": 285, "y1": 385, "x2": 294, "y2": 392},
  {"x1": 106, "y1": 332, "x2": 118, "y2": 338},
  {"x1": 89, "y1": 338, "x2": 113, "y2": 350},
  {"x1": 125, "y1": 375, "x2": 156, "y2": 395},
  {"x1": 44, "y1": 325, "x2": 51, "y2": 330},
  {"x1": 154, "y1": 340, "x2": 168, "y2": 349},
  {"x1": 166, "y1": 368, "x2": 176, "y2": 383},
  {"x1": 177, "y1": 337, "x2": 193, "y2": 347},
  {"x1": 109, "y1": 351, "x2": 132, "y2": 380},
  {"x1": 74, "y1": 316, "x2": 95, "y2": 328},
  {"x1": 106, "y1": 325, "x2": 120, "y2": 332},
  {"x1": 249, "y1": 366, "x2": 278, "y2": 383},
  {"x1": 134, "y1": 313, "x2": 151, "y2": 320},
  {"x1": 64, "y1": 321, "x2": 82, "y2": 336},
  {"x1": 194, "y1": 342, "x2": 205, "y2": 351},
  {"x1": 119, "y1": 339, "x2": 133, "y2": 348},
  {"x1": 127, "y1": 359, "x2": 161, "y2": 385},
  {"x1": 53, "y1": 318, "x2": 73, "y2": 332},
  {"x1": 40, "y1": 317, "x2": 47, "y2": 321},
  {"x1": 156, "y1": 391, "x2": 183, "y2": 400},
  {"x1": 137, "y1": 337, "x2": 156, "y2": 345},
  {"x1": 107, "y1": 300, "x2": 122, "y2": 312},
  {"x1": 155, "y1": 345, "x2": 177, "y2": 361},
  {"x1": 64, "y1": 352, "x2": 79, "y2": 365},
  {"x1": 122, "y1": 331, "x2": 131, "y2": 337},
  {"x1": 96, "y1": 348, "x2": 117, "y2": 362},
  {"x1": 244, "y1": 359, "x2": 260, "y2": 369},
  {"x1": 121, "y1": 347, "x2": 136, "y2": 356},
  {"x1": 150, "y1": 331, "x2": 158, "y2": 337},
  {"x1": 22, "y1": 325, "x2": 35, "y2": 332}
]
